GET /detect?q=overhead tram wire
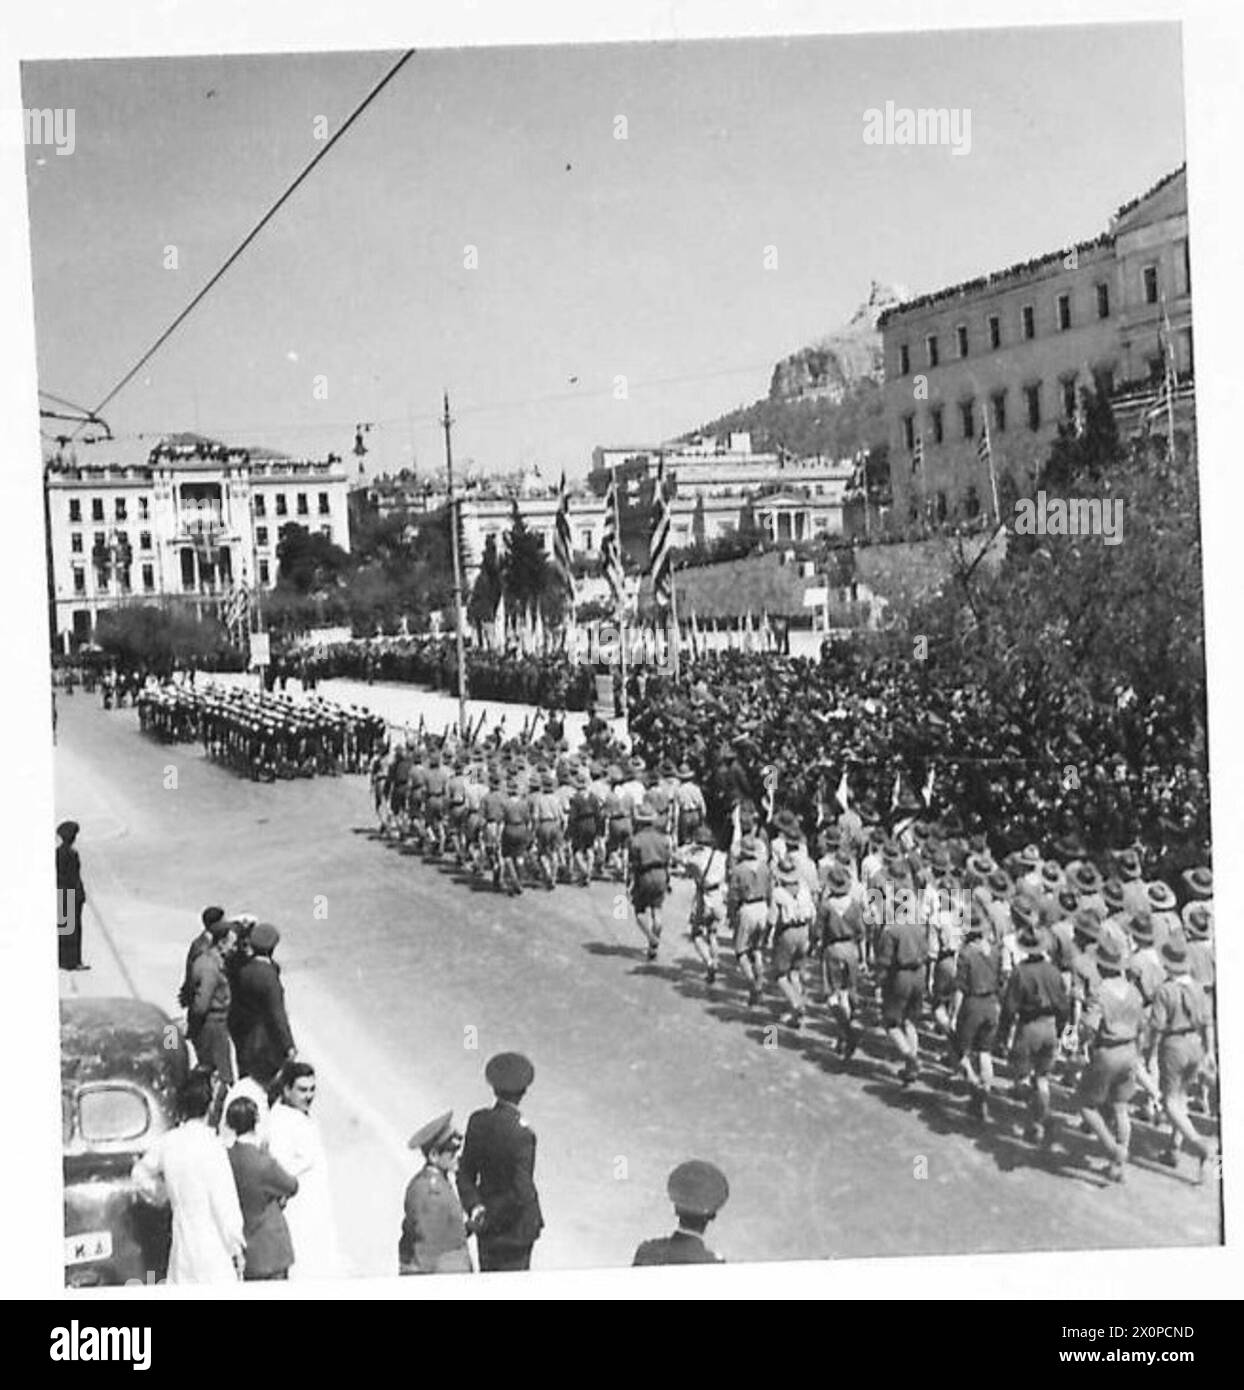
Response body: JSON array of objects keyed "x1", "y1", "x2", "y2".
[{"x1": 72, "y1": 47, "x2": 417, "y2": 441}]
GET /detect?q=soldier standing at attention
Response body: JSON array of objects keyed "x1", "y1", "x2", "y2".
[
  {"x1": 633, "y1": 1160, "x2": 729, "y2": 1266},
  {"x1": 999, "y1": 902, "x2": 1070, "y2": 1147},
  {"x1": 457, "y1": 1053, "x2": 544, "y2": 1273},
  {"x1": 56, "y1": 820, "x2": 88, "y2": 972},
  {"x1": 399, "y1": 1112, "x2": 472, "y2": 1275}
]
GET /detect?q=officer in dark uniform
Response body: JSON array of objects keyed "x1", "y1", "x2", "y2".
[
  {"x1": 400, "y1": 1111, "x2": 473, "y2": 1274},
  {"x1": 633, "y1": 1160, "x2": 729, "y2": 1266},
  {"x1": 457, "y1": 1052, "x2": 544, "y2": 1272},
  {"x1": 56, "y1": 820, "x2": 88, "y2": 971}
]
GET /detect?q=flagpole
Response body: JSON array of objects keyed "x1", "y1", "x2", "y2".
[
  {"x1": 611, "y1": 465, "x2": 628, "y2": 721},
  {"x1": 441, "y1": 389, "x2": 468, "y2": 739},
  {"x1": 1162, "y1": 295, "x2": 1176, "y2": 462}
]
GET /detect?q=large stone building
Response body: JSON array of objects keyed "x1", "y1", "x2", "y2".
[
  {"x1": 879, "y1": 166, "x2": 1192, "y2": 524},
  {"x1": 588, "y1": 431, "x2": 854, "y2": 564},
  {"x1": 45, "y1": 432, "x2": 352, "y2": 649}
]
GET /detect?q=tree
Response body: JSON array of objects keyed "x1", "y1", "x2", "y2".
[
  {"x1": 467, "y1": 533, "x2": 503, "y2": 633},
  {"x1": 501, "y1": 503, "x2": 549, "y2": 619},
  {"x1": 1039, "y1": 386, "x2": 1124, "y2": 494},
  {"x1": 275, "y1": 523, "x2": 351, "y2": 595}
]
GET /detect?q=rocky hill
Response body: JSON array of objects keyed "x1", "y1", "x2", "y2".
[
  {"x1": 680, "y1": 281, "x2": 907, "y2": 463},
  {"x1": 767, "y1": 280, "x2": 908, "y2": 404}
]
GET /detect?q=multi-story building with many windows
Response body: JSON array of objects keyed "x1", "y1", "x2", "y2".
[
  {"x1": 879, "y1": 166, "x2": 1192, "y2": 524},
  {"x1": 45, "y1": 432, "x2": 352, "y2": 649}
]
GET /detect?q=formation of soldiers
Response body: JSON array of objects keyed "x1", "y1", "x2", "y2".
[
  {"x1": 369, "y1": 720, "x2": 1217, "y2": 1188},
  {"x1": 137, "y1": 682, "x2": 387, "y2": 780}
]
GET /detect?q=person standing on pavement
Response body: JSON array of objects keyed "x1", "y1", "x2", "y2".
[
  {"x1": 399, "y1": 1111, "x2": 473, "y2": 1275},
  {"x1": 633, "y1": 1160, "x2": 729, "y2": 1266},
  {"x1": 56, "y1": 820, "x2": 88, "y2": 971},
  {"x1": 131, "y1": 1071, "x2": 245, "y2": 1285},
  {"x1": 457, "y1": 1053, "x2": 544, "y2": 1273},
  {"x1": 1147, "y1": 937, "x2": 1217, "y2": 1181},
  {"x1": 630, "y1": 802, "x2": 672, "y2": 961},
  {"x1": 187, "y1": 917, "x2": 237, "y2": 1087},
  {"x1": 266, "y1": 1062, "x2": 342, "y2": 1281},
  {"x1": 875, "y1": 888, "x2": 929, "y2": 1087},
  {"x1": 225, "y1": 1096, "x2": 299, "y2": 1280},
  {"x1": 230, "y1": 922, "x2": 296, "y2": 1086},
  {"x1": 178, "y1": 906, "x2": 226, "y2": 1009}
]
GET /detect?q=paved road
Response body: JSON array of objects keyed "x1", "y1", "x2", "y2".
[{"x1": 55, "y1": 692, "x2": 1219, "y2": 1276}]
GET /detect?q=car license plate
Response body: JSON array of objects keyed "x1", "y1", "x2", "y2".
[{"x1": 65, "y1": 1230, "x2": 112, "y2": 1265}]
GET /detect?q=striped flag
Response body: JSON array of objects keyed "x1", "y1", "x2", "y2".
[
  {"x1": 601, "y1": 469, "x2": 624, "y2": 611},
  {"x1": 553, "y1": 470, "x2": 574, "y2": 597},
  {"x1": 647, "y1": 455, "x2": 672, "y2": 614},
  {"x1": 911, "y1": 430, "x2": 924, "y2": 476},
  {"x1": 977, "y1": 415, "x2": 1000, "y2": 522}
]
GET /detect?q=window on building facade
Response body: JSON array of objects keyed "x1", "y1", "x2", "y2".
[
  {"x1": 1022, "y1": 305, "x2": 1035, "y2": 340},
  {"x1": 142, "y1": 564, "x2": 154, "y2": 592},
  {"x1": 902, "y1": 413, "x2": 915, "y2": 450},
  {"x1": 275, "y1": 494, "x2": 287, "y2": 517},
  {"x1": 91, "y1": 498, "x2": 104, "y2": 522},
  {"x1": 1057, "y1": 294, "x2": 1072, "y2": 331},
  {"x1": 254, "y1": 494, "x2": 266, "y2": 516},
  {"x1": 931, "y1": 407, "x2": 944, "y2": 445},
  {"x1": 963, "y1": 485, "x2": 981, "y2": 519},
  {"x1": 137, "y1": 496, "x2": 149, "y2": 520},
  {"x1": 1095, "y1": 366, "x2": 1114, "y2": 397},
  {"x1": 1184, "y1": 328, "x2": 1194, "y2": 376},
  {"x1": 960, "y1": 400, "x2": 974, "y2": 439},
  {"x1": 1182, "y1": 240, "x2": 1191, "y2": 295},
  {"x1": 1025, "y1": 384, "x2": 1041, "y2": 430},
  {"x1": 1143, "y1": 265, "x2": 1159, "y2": 304},
  {"x1": 579, "y1": 529, "x2": 594, "y2": 550},
  {"x1": 1148, "y1": 355, "x2": 1164, "y2": 383},
  {"x1": 318, "y1": 492, "x2": 330, "y2": 515},
  {"x1": 69, "y1": 498, "x2": 81, "y2": 523},
  {"x1": 1062, "y1": 379, "x2": 1078, "y2": 419},
  {"x1": 935, "y1": 491, "x2": 948, "y2": 522},
  {"x1": 115, "y1": 497, "x2": 127, "y2": 521},
  {"x1": 991, "y1": 391, "x2": 1007, "y2": 433},
  {"x1": 898, "y1": 343, "x2": 910, "y2": 376},
  {"x1": 70, "y1": 531, "x2": 83, "y2": 553},
  {"x1": 1096, "y1": 283, "x2": 1110, "y2": 319},
  {"x1": 988, "y1": 315, "x2": 1001, "y2": 350},
  {"x1": 926, "y1": 335, "x2": 939, "y2": 368},
  {"x1": 297, "y1": 494, "x2": 309, "y2": 516},
  {"x1": 956, "y1": 324, "x2": 969, "y2": 358},
  {"x1": 256, "y1": 526, "x2": 268, "y2": 547},
  {"x1": 139, "y1": 531, "x2": 152, "y2": 551},
  {"x1": 259, "y1": 560, "x2": 270, "y2": 586},
  {"x1": 73, "y1": 567, "x2": 85, "y2": 595},
  {"x1": 94, "y1": 531, "x2": 106, "y2": 550}
]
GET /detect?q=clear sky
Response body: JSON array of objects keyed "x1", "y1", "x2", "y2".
[{"x1": 22, "y1": 23, "x2": 1186, "y2": 480}]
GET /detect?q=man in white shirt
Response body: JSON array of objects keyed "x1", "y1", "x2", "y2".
[
  {"x1": 266, "y1": 1061, "x2": 341, "y2": 1281},
  {"x1": 131, "y1": 1071, "x2": 244, "y2": 1285}
]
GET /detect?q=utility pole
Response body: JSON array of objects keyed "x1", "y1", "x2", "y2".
[{"x1": 442, "y1": 390, "x2": 468, "y2": 739}]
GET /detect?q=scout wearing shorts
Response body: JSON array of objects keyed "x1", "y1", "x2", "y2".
[
  {"x1": 1073, "y1": 937, "x2": 1144, "y2": 1183},
  {"x1": 817, "y1": 863, "x2": 864, "y2": 1060},
  {"x1": 999, "y1": 901, "x2": 1069, "y2": 1146},
  {"x1": 1147, "y1": 937, "x2": 1216, "y2": 1182},
  {"x1": 727, "y1": 835, "x2": 771, "y2": 1008},
  {"x1": 770, "y1": 855, "x2": 815, "y2": 1029},
  {"x1": 686, "y1": 826, "x2": 727, "y2": 985},
  {"x1": 950, "y1": 901, "x2": 1002, "y2": 1120}
]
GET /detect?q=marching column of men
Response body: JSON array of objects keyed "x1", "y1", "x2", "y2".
[
  {"x1": 138, "y1": 681, "x2": 387, "y2": 780},
  {"x1": 369, "y1": 725, "x2": 1217, "y2": 1188}
]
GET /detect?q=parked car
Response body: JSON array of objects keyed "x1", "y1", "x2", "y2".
[{"x1": 61, "y1": 997, "x2": 189, "y2": 1287}]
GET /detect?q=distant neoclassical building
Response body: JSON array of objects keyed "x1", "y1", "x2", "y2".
[
  {"x1": 45, "y1": 432, "x2": 352, "y2": 650},
  {"x1": 879, "y1": 166, "x2": 1193, "y2": 525}
]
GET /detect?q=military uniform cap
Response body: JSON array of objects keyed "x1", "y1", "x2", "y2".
[
  {"x1": 485, "y1": 1051, "x2": 534, "y2": 1092},
  {"x1": 408, "y1": 1109, "x2": 459, "y2": 1152},
  {"x1": 667, "y1": 1160, "x2": 729, "y2": 1217}
]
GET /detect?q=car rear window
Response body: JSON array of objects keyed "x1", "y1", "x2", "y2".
[{"x1": 77, "y1": 1087, "x2": 151, "y2": 1143}]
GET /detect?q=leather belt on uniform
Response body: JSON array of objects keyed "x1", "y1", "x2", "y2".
[{"x1": 1162, "y1": 1027, "x2": 1198, "y2": 1036}]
